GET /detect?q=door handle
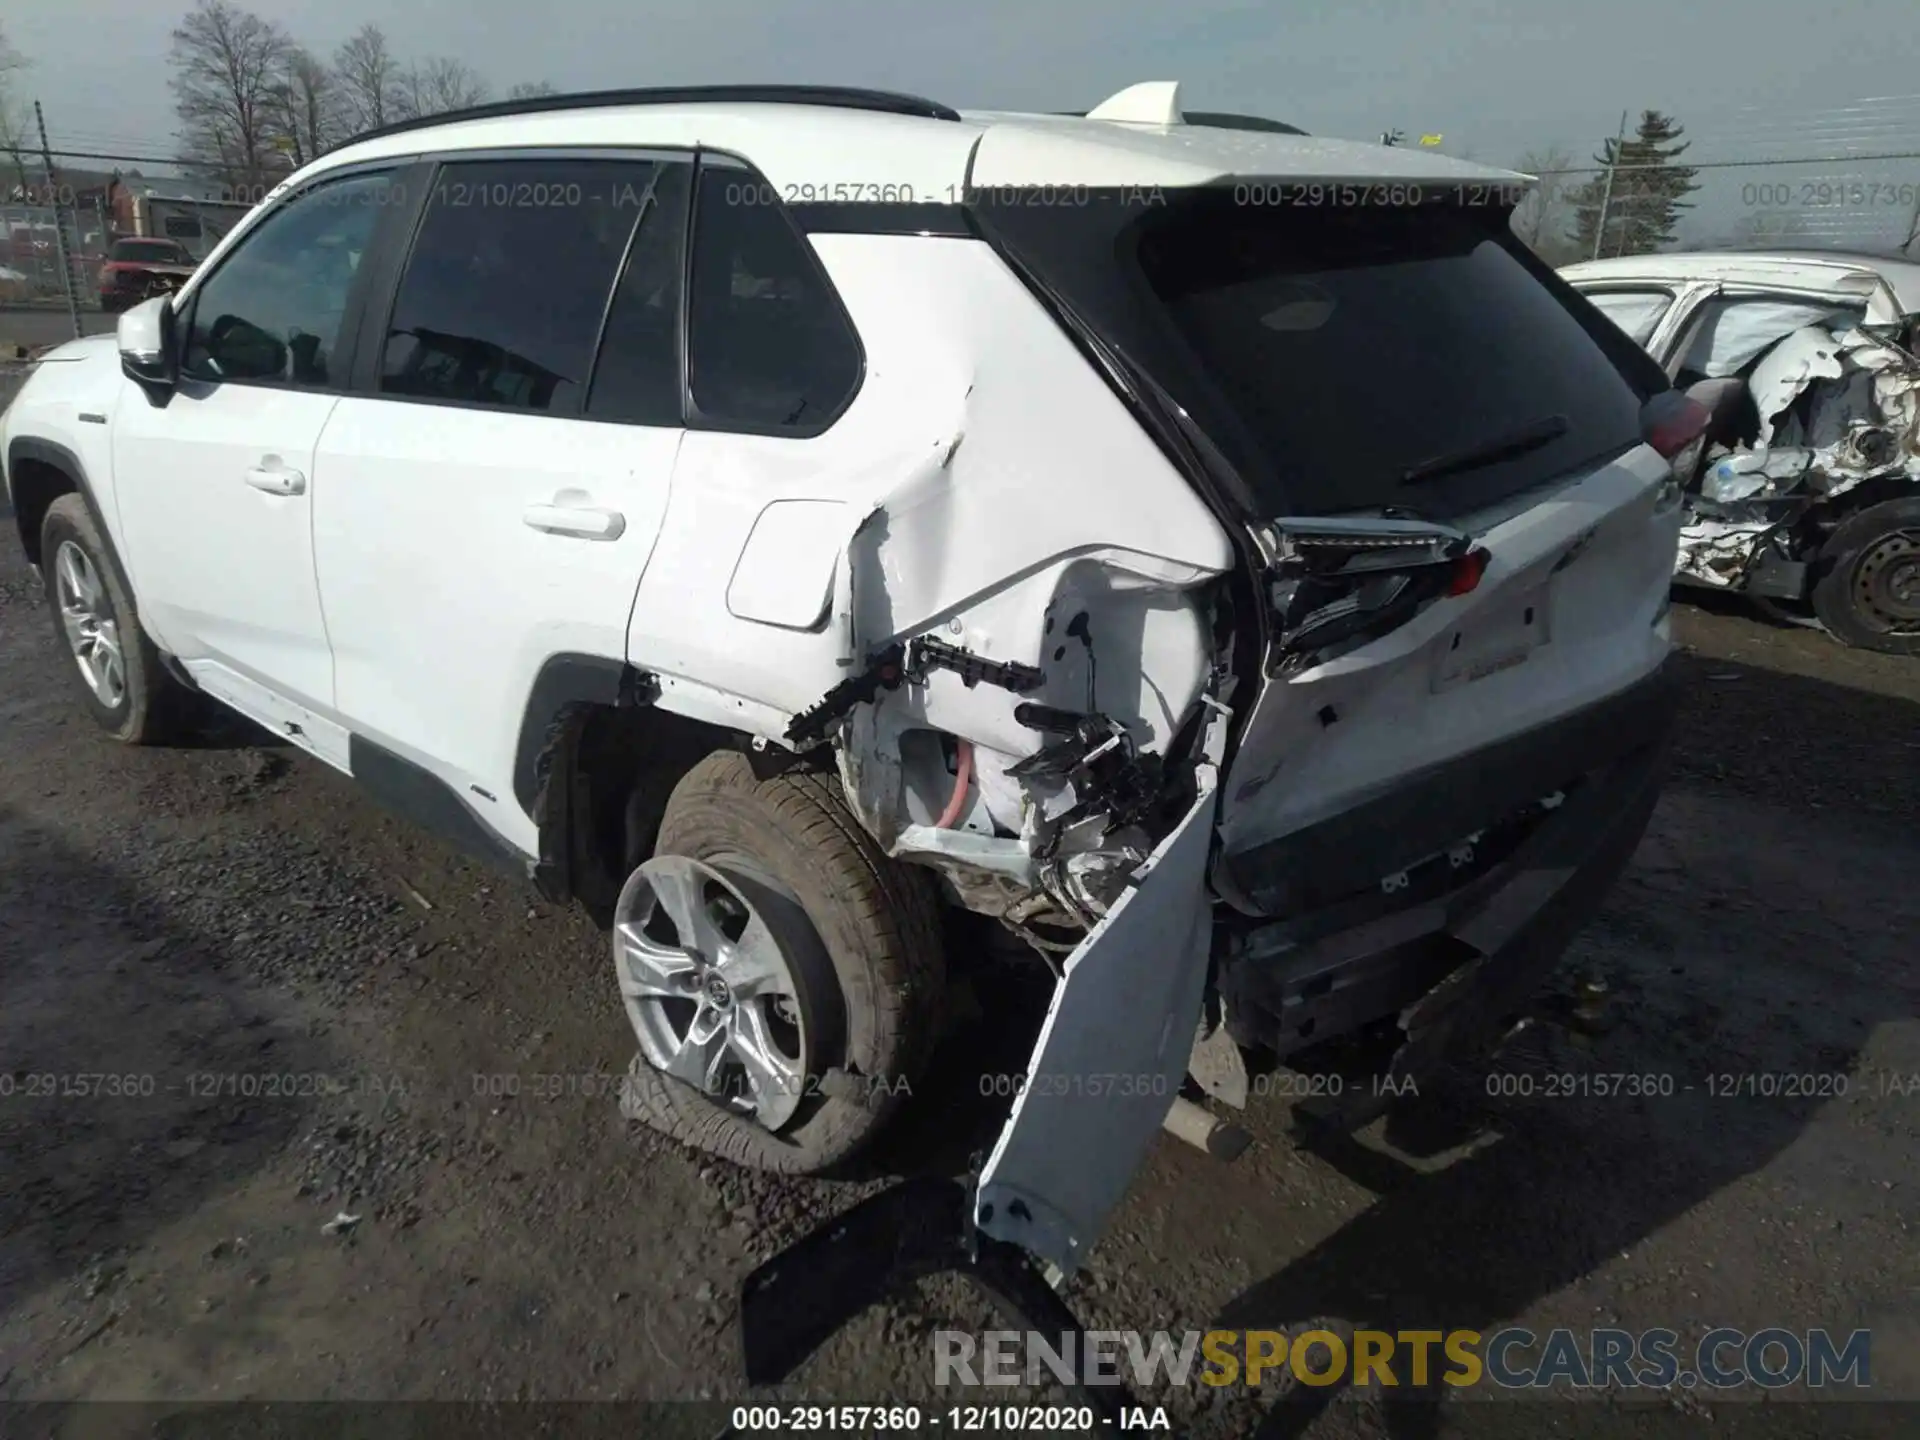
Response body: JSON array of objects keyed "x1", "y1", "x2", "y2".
[
  {"x1": 523, "y1": 502, "x2": 626, "y2": 541},
  {"x1": 245, "y1": 465, "x2": 306, "y2": 496}
]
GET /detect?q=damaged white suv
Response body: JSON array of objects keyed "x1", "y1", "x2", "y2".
[
  {"x1": 1563, "y1": 249, "x2": 1920, "y2": 652},
  {"x1": 4, "y1": 82, "x2": 1689, "y2": 1282}
]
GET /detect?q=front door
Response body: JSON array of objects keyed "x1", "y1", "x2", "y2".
[{"x1": 113, "y1": 167, "x2": 398, "y2": 719}]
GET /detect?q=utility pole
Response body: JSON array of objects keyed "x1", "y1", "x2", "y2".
[
  {"x1": 1590, "y1": 109, "x2": 1629, "y2": 262},
  {"x1": 34, "y1": 100, "x2": 83, "y2": 340}
]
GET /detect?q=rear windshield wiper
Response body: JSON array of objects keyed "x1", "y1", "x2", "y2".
[{"x1": 1400, "y1": 413, "x2": 1569, "y2": 487}]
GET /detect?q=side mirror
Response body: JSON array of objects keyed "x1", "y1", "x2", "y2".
[{"x1": 118, "y1": 295, "x2": 177, "y2": 391}]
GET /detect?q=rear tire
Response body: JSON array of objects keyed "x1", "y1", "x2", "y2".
[
  {"x1": 616, "y1": 751, "x2": 945, "y2": 1174},
  {"x1": 40, "y1": 494, "x2": 192, "y2": 744},
  {"x1": 1810, "y1": 497, "x2": 1920, "y2": 655}
]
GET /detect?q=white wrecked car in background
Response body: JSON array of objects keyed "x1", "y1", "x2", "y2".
[{"x1": 1563, "y1": 250, "x2": 1920, "y2": 653}]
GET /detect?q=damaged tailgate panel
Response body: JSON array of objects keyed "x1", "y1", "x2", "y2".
[{"x1": 973, "y1": 766, "x2": 1219, "y2": 1275}]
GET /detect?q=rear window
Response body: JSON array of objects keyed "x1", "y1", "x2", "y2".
[
  {"x1": 1131, "y1": 198, "x2": 1648, "y2": 516},
  {"x1": 112, "y1": 240, "x2": 187, "y2": 263}
]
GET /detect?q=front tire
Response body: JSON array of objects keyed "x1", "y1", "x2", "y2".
[
  {"x1": 615, "y1": 751, "x2": 945, "y2": 1174},
  {"x1": 1810, "y1": 497, "x2": 1920, "y2": 655},
  {"x1": 40, "y1": 494, "x2": 190, "y2": 743}
]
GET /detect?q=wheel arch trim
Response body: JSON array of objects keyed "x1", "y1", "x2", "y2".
[{"x1": 5, "y1": 436, "x2": 137, "y2": 606}]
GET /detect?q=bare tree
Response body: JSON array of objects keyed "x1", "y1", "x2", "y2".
[
  {"x1": 1512, "y1": 144, "x2": 1581, "y2": 263},
  {"x1": 392, "y1": 58, "x2": 491, "y2": 120},
  {"x1": 169, "y1": 0, "x2": 294, "y2": 195},
  {"x1": 507, "y1": 81, "x2": 559, "y2": 100},
  {"x1": 333, "y1": 24, "x2": 400, "y2": 135},
  {"x1": 269, "y1": 46, "x2": 341, "y2": 166},
  {"x1": 0, "y1": 20, "x2": 33, "y2": 199}
]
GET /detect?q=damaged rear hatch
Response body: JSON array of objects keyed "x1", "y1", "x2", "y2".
[
  {"x1": 988, "y1": 189, "x2": 1678, "y2": 918},
  {"x1": 957, "y1": 187, "x2": 1680, "y2": 1273}
]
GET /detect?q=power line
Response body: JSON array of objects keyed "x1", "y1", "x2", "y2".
[{"x1": 1532, "y1": 147, "x2": 1920, "y2": 178}]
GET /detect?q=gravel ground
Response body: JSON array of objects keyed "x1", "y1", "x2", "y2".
[{"x1": 1, "y1": 388, "x2": 1917, "y2": 1436}]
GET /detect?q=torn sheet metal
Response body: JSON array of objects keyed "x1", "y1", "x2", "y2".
[
  {"x1": 1749, "y1": 325, "x2": 1849, "y2": 446},
  {"x1": 1676, "y1": 320, "x2": 1920, "y2": 591},
  {"x1": 973, "y1": 766, "x2": 1219, "y2": 1275},
  {"x1": 1675, "y1": 516, "x2": 1779, "y2": 588}
]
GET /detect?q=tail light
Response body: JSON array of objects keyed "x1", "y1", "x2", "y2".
[
  {"x1": 1640, "y1": 391, "x2": 1711, "y2": 484},
  {"x1": 1264, "y1": 517, "x2": 1486, "y2": 669},
  {"x1": 1446, "y1": 547, "x2": 1490, "y2": 596}
]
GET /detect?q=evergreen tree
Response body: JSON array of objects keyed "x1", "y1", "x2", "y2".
[{"x1": 1570, "y1": 111, "x2": 1700, "y2": 259}]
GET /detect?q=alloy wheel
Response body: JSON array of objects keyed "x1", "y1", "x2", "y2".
[
  {"x1": 53, "y1": 540, "x2": 126, "y2": 709},
  {"x1": 613, "y1": 853, "x2": 831, "y2": 1131}
]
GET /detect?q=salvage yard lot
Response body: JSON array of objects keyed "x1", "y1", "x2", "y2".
[{"x1": 1, "y1": 426, "x2": 1917, "y2": 1432}]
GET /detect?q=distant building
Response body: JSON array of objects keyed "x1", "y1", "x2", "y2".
[{"x1": 109, "y1": 177, "x2": 256, "y2": 262}]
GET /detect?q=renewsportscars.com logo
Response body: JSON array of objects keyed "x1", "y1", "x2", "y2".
[{"x1": 934, "y1": 1327, "x2": 1873, "y2": 1392}]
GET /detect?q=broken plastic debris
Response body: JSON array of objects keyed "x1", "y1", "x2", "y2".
[{"x1": 321, "y1": 1212, "x2": 361, "y2": 1236}]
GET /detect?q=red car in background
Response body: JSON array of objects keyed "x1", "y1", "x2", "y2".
[{"x1": 98, "y1": 237, "x2": 198, "y2": 312}]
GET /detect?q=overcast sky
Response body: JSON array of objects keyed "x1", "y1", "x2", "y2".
[{"x1": 11, "y1": 0, "x2": 1920, "y2": 240}]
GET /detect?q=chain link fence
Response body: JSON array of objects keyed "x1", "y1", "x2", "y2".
[
  {"x1": 1520, "y1": 95, "x2": 1920, "y2": 264},
  {"x1": 3, "y1": 103, "x2": 270, "y2": 341}
]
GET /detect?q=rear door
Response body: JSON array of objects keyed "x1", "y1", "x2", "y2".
[{"x1": 312, "y1": 152, "x2": 690, "y2": 853}]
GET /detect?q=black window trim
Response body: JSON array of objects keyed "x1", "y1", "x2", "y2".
[
  {"x1": 348, "y1": 146, "x2": 696, "y2": 427},
  {"x1": 680, "y1": 148, "x2": 869, "y2": 440},
  {"x1": 582, "y1": 164, "x2": 672, "y2": 420},
  {"x1": 175, "y1": 158, "x2": 415, "y2": 398}
]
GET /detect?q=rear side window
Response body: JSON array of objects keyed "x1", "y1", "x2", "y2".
[
  {"x1": 1583, "y1": 288, "x2": 1672, "y2": 347},
  {"x1": 1135, "y1": 197, "x2": 1647, "y2": 517},
  {"x1": 381, "y1": 158, "x2": 659, "y2": 414},
  {"x1": 686, "y1": 163, "x2": 862, "y2": 432}
]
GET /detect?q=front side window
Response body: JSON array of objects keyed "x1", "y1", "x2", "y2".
[
  {"x1": 686, "y1": 163, "x2": 863, "y2": 431},
  {"x1": 1582, "y1": 288, "x2": 1672, "y2": 347},
  {"x1": 1674, "y1": 295, "x2": 1865, "y2": 383},
  {"x1": 380, "y1": 158, "x2": 659, "y2": 414},
  {"x1": 181, "y1": 170, "x2": 391, "y2": 388}
]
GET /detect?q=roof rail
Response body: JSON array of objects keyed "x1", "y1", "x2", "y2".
[
  {"x1": 345, "y1": 84, "x2": 961, "y2": 147},
  {"x1": 1184, "y1": 111, "x2": 1309, "y2": 136}
]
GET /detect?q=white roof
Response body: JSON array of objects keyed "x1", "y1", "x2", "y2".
[
  {"x1": 292, "y1": 84, "x2": 1523, "y2": 207},
  {"x1": 1562, "y1": 250, "x2": 1920, "y2": 314}
]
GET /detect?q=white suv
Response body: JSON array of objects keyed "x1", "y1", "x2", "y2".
[{"x1": 3, "y1": 82, "x2": 1689, "y2": 1283}]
